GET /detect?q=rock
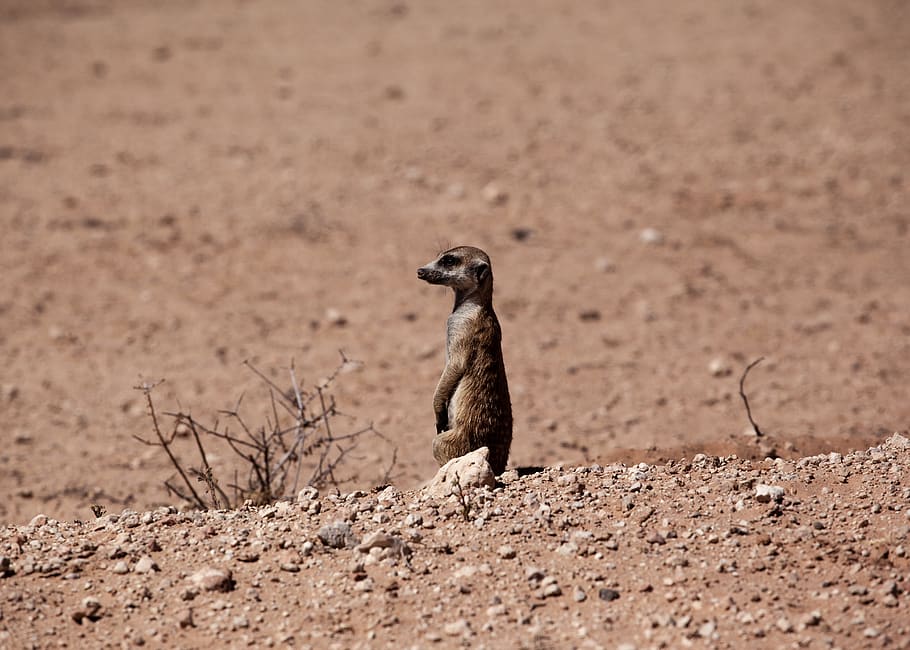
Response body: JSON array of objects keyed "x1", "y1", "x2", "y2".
[
  {"x1": 573, "y1": 587, "x2": 587, "y2": 602},
  {"x1": 639, "y1": 227, "x2": 664, "y2": 244},
  {"x1": 72, "y1": 597, "x2": 103, "y2": 623},
  {"x1": 0, "y1": 556, "x2": 12, "y2": 578},
  {"x1": 526, "y1": 567, "x2": 545, "y2": 582},
  {"x1": 511, "y1": 227, "x2": 532, "y2": 241},
  {"x1": 325, "y1": 308, "x2": 347, "y2": 327},
  {"x1": 317, "y1": 521, "x2": 359, "y2": 549},
  {"x1": 708, "y1": 357, "x2": 731, "y2": 377},
  {"x1": 542, "y1": 582, "x2": 562, "y2": 598},
  {"x1": 776, "y1": 617, "x2": 793, "y2": 633},
  {"x1": 134, "y1": 556, "x2": 159, "y2": 574},
  {"x1": 885, "y1": 432, "x2": 910, "y2": 449},
  {"x1": 355, "y1": 532, "x2": 411, "y2": 559},
  {"x1": 111, "y1": 561, "x2": 129, "y2": 575},
  {"x1": 698, "y1": 620, "x2": 716, "y2": 638},
  {"x1": 481, "y1": 182, "x2": 508, "y2": 205},
  {"x1": 189, "y1": 567, "x2": 235, "y2": 593},
  {"x1": 423, "y1": 447, "x2": 496, "y2": 499},
  {"x1": 444, "y1": 618, "x2": 472, "y2": 637},
  {"x1": 177, "y1": 608, "x2": 194, "y2": 629},
  {"x1": 497, "y1": 545, "x2": 516, "y2": 560},
  {"x1": 594, "y1": 256, "x2": 616, "y2": 273},
  {"x1": 28, "y1": 514, "x2": 47, "y2": 528},
  {"x1": 297, "y1": 486, "x2": 319, "y2": 503},
  {"x1": 598, "y1": 588, "x2": 620, "y2": 602},
  {"x1": 755, "y1": 484, "x2": 785, "y2": 503}
]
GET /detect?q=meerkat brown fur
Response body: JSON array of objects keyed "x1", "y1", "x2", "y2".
[{"x1": 417, "y1": 246, "x2": 513, "y2": 474}]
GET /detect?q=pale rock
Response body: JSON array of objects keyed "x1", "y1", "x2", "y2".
[{"x1": 422, "y1": 447, "x2": 496, "y2": 499}]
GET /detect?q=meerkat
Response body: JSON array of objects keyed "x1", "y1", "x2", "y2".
[{"x1": 416, "y1": 246, "x2": 513, "y2": 475}]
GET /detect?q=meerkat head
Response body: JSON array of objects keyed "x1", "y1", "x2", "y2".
[{"x1": 417, "y1": 246, "x2": 493, "y2": 299}]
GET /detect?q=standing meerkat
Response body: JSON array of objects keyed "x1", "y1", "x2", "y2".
[{"x1": 417, "y1": 246, "x2": 513, "y2": 475}]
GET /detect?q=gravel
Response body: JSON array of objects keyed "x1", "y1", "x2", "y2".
[{"x1": 1, "y1": 435, "x2": 908, "y2": 648}]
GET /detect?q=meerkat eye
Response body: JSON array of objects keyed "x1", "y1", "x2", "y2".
[{"x1": 439, "y1": 254, "x2": 458, "y2": 267}]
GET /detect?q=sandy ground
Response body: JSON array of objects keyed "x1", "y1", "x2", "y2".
[{"x1": 0, "y1": 0, "x2": 909, "y2": 646}]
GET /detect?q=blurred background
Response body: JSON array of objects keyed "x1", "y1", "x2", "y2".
[{"x1": 1, "y1": 0, "x2": 908, "y2": 523}]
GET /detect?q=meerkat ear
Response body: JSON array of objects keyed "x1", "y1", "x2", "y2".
[{"x1": 474, "y1": 261, "x2": 490, "y2": 283}]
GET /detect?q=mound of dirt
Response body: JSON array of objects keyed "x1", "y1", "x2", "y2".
[
  {"x1": 2, "y1": 435, "x2": 908, "y2": 648},
  {"x1": 2, "y1": 0, "x2": 909, "y2": 526}
]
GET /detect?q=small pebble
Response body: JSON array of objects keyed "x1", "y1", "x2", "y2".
[
  {"x1": 481, "y1": 182, "x2": 508, "y2": 205},
  {"x1": 639, "y1": 227, "x2": 664, "y2": 244},
  {"x1": 497, "y1": 545, "x2": 516, "y2": 559},
  {"x1": 598, "y1": 588, "x2": 620, "y2": 602},
  {"x1": 755, "y1": 484, "x2": 785, "y2": 503}
]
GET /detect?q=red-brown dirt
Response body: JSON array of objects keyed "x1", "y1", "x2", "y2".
[{"x1": 1, "y1": 1, "x2": 909, "y2": 646}]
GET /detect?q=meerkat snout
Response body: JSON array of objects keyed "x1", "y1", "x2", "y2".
[{"x1": 417, "y1": 246, "x2": 512, "y2": 475}]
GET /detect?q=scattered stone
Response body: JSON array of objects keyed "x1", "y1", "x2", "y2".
[
  {"x1": 755, "y1": 484, "x2": 785, "y2": 503},
  {"x1": 708, "y1": 357, "x2": 731, "y2": 377},
  {"x1": 444, "y1": 618, "x2": 472, "y2": 637},
  {"x1": 776, "y1": 617, "x2": 794, "y2": 633},
  {"x1": 698, "y1": 620, "x2": 716, "y2": 638},
  {"x1": 29, "y1": 514, "x2": 48, "y2": 528},
  {"x1": 526, "y1": 567, "x2": 546, "y2": 582},
  {"x1": 639, "y1": 227, "x2": 664, "y2": 244},
  {"x1": 177, "y1": 608, "x2": 194, "y2": 629},
  {"x1": 497, "y1": 545, "x2": 516, "y2": 559},
  {"x1": 540, "y1": 576, "x2": 562, "y2": 598},
  {"x1": 355, "y1": 532, "x2": 411, "y2": 559},
  {"x1": 423, "y1": 447, "x2": 496, "y2": 498},
  {"x1": 573, "y1": 587, "x2": 587, "y2": 602},
  {"x1": 189, "y1": 567, "x2": 235, "y2": 593},
  {"x1": 134, "y1": 556, "x2": 159, "y2": 574},
  {"x1": 72, "y1": 597, "x2": 102, "y2": 623},
  {"x1": 111, "y1": 561, "x2": 129, "y2": 575},
  {"x1": 481, "y1": 182, "x2": 508, "y2": 205},
  {"x1": 325, "y1": 307, "x2": 347, "y2": 326},
  {"x1": 598, "y1": 588, "x2": 620, "y2": 602},
  {"x1": 317, "y1": 521, "x2": 359, "y2": 549},
  {"x1": 594, "y1": 256, "x2": 616, "y2": 273},
  {"x1": 511, "y1": 227, "x2": 532, "y2": 241}
]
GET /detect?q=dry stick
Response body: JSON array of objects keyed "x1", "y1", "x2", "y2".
[
  {"x1": 242, "y1": 360, "x2": 299, "y2": 417},
  {"x1": 288, "y1": 363, "x2": 307, "y2": 495},
  {"x1": 316, "y1": 386, "x2": 337, "y2": 486},
  {"x1": 739, "y1": 357, "x2": 765, "y2": 437},
  {"x1": 380, "y1": 447, "x2": 399, "y2": 486},
  {"x1": 133, "y1": 383, "x2": 207, "y2": 509}
]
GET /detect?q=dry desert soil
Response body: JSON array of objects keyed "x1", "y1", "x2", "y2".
[{"x1": 1, "y1": 0, "x2": 909, "y2": 647}]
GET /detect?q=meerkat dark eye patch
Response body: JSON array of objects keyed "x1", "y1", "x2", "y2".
[{"x1": 439, "y1": 254, "x2": 458, "y2": 267}]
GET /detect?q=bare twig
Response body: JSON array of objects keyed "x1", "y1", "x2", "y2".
[
  {"x1": 136, "y1": 355, "x2": 395, "y2": 510},
  {"x1": 739, "y1": 357, "x2": 765, "y2": 437},
  {"x1": 133, "y1": 380, "x2": 207, "y2": 509}
]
